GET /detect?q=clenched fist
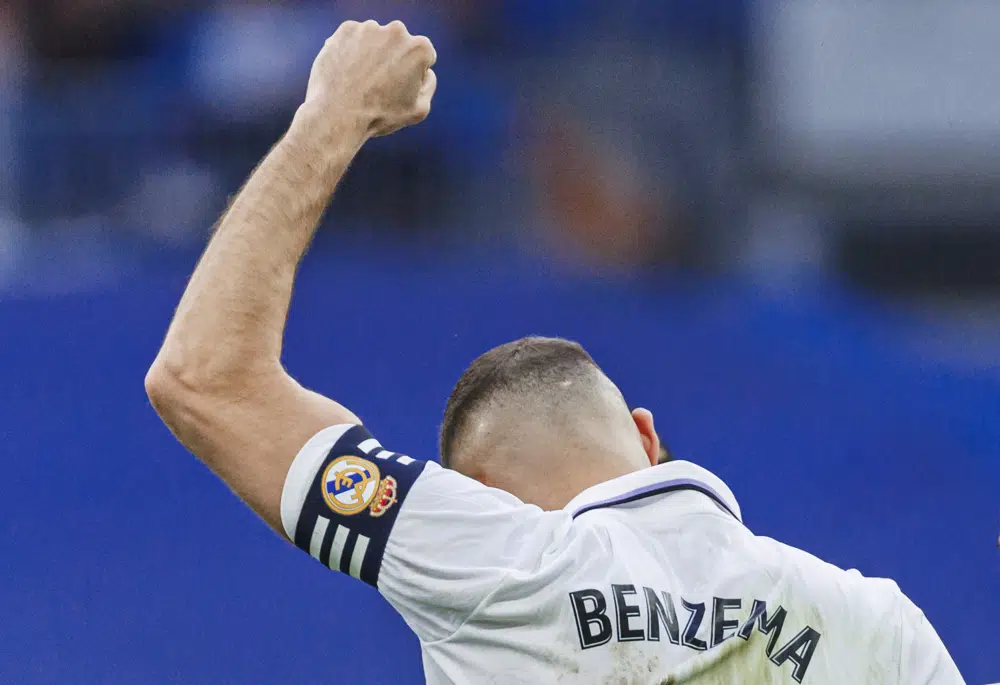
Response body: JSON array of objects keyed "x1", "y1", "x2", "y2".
[{"x1": 303, "y1": 20, "x2": 437, "y2": 138}]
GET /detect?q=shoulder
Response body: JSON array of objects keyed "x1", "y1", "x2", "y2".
[
  {"x1": 748, "y1": 534, "x2": 905, "y2": 622},
  {"x1": 391, "y1": 461, "x2": 573, "y2": 567}
]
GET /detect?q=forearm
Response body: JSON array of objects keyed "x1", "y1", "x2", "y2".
[
  {"x1": 145, "y1": 19, "x2": 436, "y2": 532},
  {"x1": 152, "y1": 107, "x2": 368, "y2": 386}
]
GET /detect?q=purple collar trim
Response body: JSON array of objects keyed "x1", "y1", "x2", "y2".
[{"x1": 571, "y1": 477, "x2": 739, "y2": 521}]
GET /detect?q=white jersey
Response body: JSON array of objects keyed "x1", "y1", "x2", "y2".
[{"x1": 280, "y1": 424, "x2": 965, "y2": 685}]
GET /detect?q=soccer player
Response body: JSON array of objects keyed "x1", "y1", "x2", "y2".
[{"x1": 145, "y1": 20, "x2": 965, "y2": 685}]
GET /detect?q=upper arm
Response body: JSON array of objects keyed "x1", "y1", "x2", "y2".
[
  {"x1": 280, "y1": 424, "x2": 556, "y2": 642},
  {"x1": 146, "y1": 366, "x2": 359, "y2": 534}
]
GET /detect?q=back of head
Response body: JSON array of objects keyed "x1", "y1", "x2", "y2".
[{"x1": 440, "y1": 337, "x2": 652, "y2": 508}]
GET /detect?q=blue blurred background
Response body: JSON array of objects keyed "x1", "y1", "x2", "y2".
[{"x1": 0, "y1": 1, "x2": 998, "y2": 683}]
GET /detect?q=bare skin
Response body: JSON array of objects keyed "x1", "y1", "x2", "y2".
[{"x1": 145, "y1": 20, "x2": 660, "y2": 539}]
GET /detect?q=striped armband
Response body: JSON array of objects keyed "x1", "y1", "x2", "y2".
[{"x1": 280, "y1": 424, "x2": 427, "y2": 588}]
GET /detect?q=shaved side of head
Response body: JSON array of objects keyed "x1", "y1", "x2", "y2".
[{"x1": 439, "y1": 337, "x2": 643, "y2": 484}]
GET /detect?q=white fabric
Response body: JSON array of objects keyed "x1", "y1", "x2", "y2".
[{"x1": 284, "y1": 429, "x2": 964, "y2": 685}]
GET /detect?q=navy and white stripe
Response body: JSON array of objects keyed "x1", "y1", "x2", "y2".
[
  {"x1": 356, "y1": 435, "x2": 417, "y2": 466},
  {"x1": 281, "y1": 424, "x2": 427, "y2": 588},
  {"x1": 302, "y1": 516, "x2": 373, "y2": 579}
]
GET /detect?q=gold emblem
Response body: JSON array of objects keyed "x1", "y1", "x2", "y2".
[{"x1": 321, "y1": 456, "x2": 382, "y2": 516}]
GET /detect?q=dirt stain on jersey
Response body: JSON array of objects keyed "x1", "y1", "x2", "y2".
[{"x1": 600, "y1": 642, "x2": 657, "y2": 685}]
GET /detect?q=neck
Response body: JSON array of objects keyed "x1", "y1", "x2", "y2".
[
  {"x1": 490, "y1": 455, "x2": 647, "y2": 511},
  {"x1": 457, "y1": 420, "x2": 654, "y2": 510}
]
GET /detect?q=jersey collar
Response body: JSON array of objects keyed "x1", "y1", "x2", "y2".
[{"x1": 564, "y1": 460, "x2": 743, "y2": 523}]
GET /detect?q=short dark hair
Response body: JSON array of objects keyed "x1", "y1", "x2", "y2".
[{"x1": 439, "y1": 337, "x2": 599, "y2": 467}]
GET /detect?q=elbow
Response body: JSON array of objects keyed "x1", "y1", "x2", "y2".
[
  {"x1": 144, "y1": 360, "x2": 180, "y2": 414},
  {"x1": 144, "y1": 349, "x2": 222, "y2": 426},
  {"x1": 145, "y1": 353, "x2": 280, "y2": 433},
  {"x1": 144, "y1": 348, "x2": 242, "y2": 409},
  {"x1": 145, "y1": 358, "x2": 199, "y2": 432},
  {"x1": 145, "y1": 356, "x2": 227, "y2": 451}
]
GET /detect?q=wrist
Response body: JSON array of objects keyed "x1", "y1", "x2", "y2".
[{"x1": 287, "y1": 103, "x2": 371, "y2": 160}]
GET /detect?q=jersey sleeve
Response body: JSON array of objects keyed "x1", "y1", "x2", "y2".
[
  {"x1": 895, "y1": 592, "x2": 966, "y2": 685},
  {"x1": 280, "y1": 424, "x2": 556, "y2": 642}
]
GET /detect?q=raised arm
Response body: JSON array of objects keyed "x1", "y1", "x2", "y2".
[{"x1": 144, "y1": 20, "x2": 437, "y2": 535}]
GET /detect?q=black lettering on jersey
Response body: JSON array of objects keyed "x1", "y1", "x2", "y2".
[
  {"x1": 771, "y1": 627, "x2": 822, "y2": 684},
  {"x1": 737, "y1": 599, "x2": 788, "y2": 655},
  {"x1": 570, "y1": 589, "x2": 613, "y2": 649},
  {"x1": 570, "y1": 586, "x2": 824, "y2": 682},
  {"x1": 643, "y1": 587, "x2": 680, "y2": 645},
  {"x1": 711, "y1": 597, "x2": 742, "y2": 647},
  {"x1": 612, "y1": 584, "x2": 644, "y2": 642},
  {"x1": 680, "y1": 599, "x2": 708, "y2": 651}
]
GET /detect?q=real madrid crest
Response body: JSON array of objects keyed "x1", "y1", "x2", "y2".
[{"x1": 321, "y1": 456, "x2": 382, "y2": 516}]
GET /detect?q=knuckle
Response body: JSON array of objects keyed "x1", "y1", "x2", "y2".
[
  {"x1": 412, "y1": 36, "x2": 436, "y2": 62},
  {"x1": 328, "y1": 21, "x2": 353, "y2": 42},
  {"x1": 388, "y1": 19, "x2": 408, "y2": 35}
]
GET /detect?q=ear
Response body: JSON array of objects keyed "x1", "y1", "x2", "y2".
[{"x1": 631, "y1": 407, "x2": 660, "y2": 467}]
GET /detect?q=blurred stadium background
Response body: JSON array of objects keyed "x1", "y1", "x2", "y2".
[{"x1": 0, "y1": 1, "x2": 997, "y2": 683}]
